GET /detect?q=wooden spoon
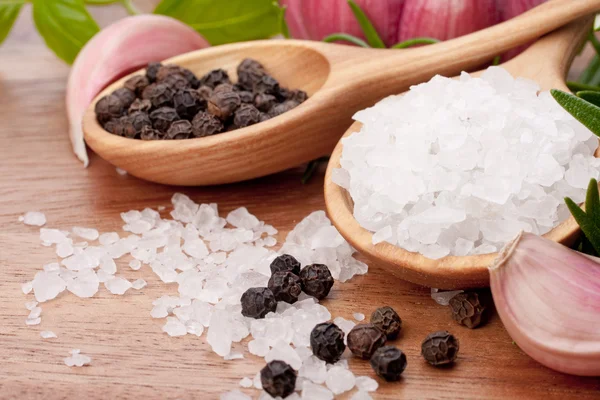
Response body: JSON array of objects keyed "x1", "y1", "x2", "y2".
[
  {"x1": 324, "y1": 17, "x2": 594, "y2": 290},
  {"x1": 83, "y1": 0, "x2": 600, "y2": 186}
]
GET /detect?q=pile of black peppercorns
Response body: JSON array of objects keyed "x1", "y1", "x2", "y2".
[{"x1": 95, "y1": 59, "x2": 308, "y2": 140}]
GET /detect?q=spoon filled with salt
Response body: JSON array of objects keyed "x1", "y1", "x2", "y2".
[
  {"x1": 324, "y1": 17, "x2": 594, "y2": 289},
  {"x1": 83, "y1": 0, "x2": 600, "y2": 186}
]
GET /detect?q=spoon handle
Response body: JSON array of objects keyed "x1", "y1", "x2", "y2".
[{"x1": 320, "y1": 0, "x2": 600, "y2": 95}]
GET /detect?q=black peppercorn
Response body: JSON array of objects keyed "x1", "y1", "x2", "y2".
[
  {"x1": 124, "y1": 75, "x2": 149, "y2": 97},
  {"x1": 421, "y1": 331, "x2": 459, "y2": 366},
  {"x1": 140, "y1": 125, "x2": 165, "y2": 140},
  {"x1": 370, "y1": 346, "x2": 407, "y2": 381},
  {"x1": 254, "y1": 74, "x2": 280, "y2": 95},
  {"x1": 103, "y1": 118, "x2": 119, "y2": 134},
  {"x1": 240, "y1": 287, "x2": 277, "y2": 319},
  {"x1": 370, "y1": 306, "x2": 402, "y2": 340},
  {"x1": 149, "y1": 107, "x2": 179, "y2": 133},
  {"x1": 191, "y1": 111, "x2": 224, "y2": 137},
  {"x1": 347, "y1": 323, "x2": 387, "y2": 360},
  {"x1": 161, "y1": 73, "x2": 190, "y2": 91},
  {"x1": 112, "y1": 87, "x2": 136, "y2": 109},
  {"x1": 254, "y1": 93, "x2": 277, "y2": 112},
  {"x1": 199, "y1": 68, "x2": 231, "y2": 89},
  {"x1": 141, "y1": 83, "x2": 156, "y2": 100},
  {"x1": 310, "y1": 322, "x2": 346, "y2": 363},
  {"x1": 173, "y1": 88, "x2": 204, "y2": 120},
  {"x1": 260, "y1": 360, "x2": 297, "y2": 399},
  {"x1": 146, "y1": 62, "x2": 162, "y2": 82},
  {"x1": 300, "y1": 264, "x2": 334, "y2": 300},
  {"x1": 277, "y1": 86, "x2": 290, "y2": 101},
  {"x1": 207, "y1": 90, "x2": 241, "y2": 120},
  {"x1": 288, "y1": 89, "x2": 308, "y2": 104},
  {"x1": 95, "y1": 94, "x2": 124, "y2": 124},
  {"x1": 128, "y1": 98, "x2": 152, "y2": 114},
  {"x1": 238, "y1": 90, "x2": 254, "y2": 104},
  {"x1": 156, "y1": 64, "x2": 199, "y2": 88},
  {"x1": 268, "y1": 271, "x2": 302, "y2": 304},
  {"x1": 259, "y1": 112, "x2": 271, "y2": 122},
  {"x1": 449, "y1": 292, "x2": 485, "y2": 329},
  {"x1": 120, "y1": 111, "x2": 152, "y2": 138},
  {"x1": 233, "y1": 104, "x2": 261, "y2": 128},
  {"x1": 237, "y1": 58, "x2": 266, "y2": 91},
  {"x1": 213, "y1": 83, "x2": 234, "y2": 94},
  {"x1": 268, "y1": 100, "x2": 300, "y2": 118},
  {"x1": 270, "y1": 254, "x2": 301, "y2": 276},
  {"x1": 197, "y1": 85, "x2": 213, "y2": 101},
  {"x1": 147, "y1": 83, "x2": 175, "y2": 108},
  {"x1": 166, "y1": 120, "x2": 193, "y2": 140}
]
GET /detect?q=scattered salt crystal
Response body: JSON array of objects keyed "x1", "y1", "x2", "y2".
[
  {"x1": 302, "y1": 381, "x2": 334, "y2": 400},
  {"x1": 25, "y1": 301, "x2": 38, "y2": 310},
  {"x1": 132, "y1": 279, "x2": 147, "y2": 290},
  {"x1": 22, "y1": 211, "x2": 46, "y2": 226},
  {"x1": 67, "y1": 269, "x2": 99, "y2": 298},
  {"x1": 253, "y1": 372, "x2": 263, "y2": 389},
  {"x1": 56, "y1": 242, "x2": 74, "y2": 258},
  {"x1": 162, "y1": 317, "x2": 187, "y2": 336},
  {"x1": 431, "y1": 288, "x2": 464, "y2": 306},
  {"x1": 227, "y1": 207, "x2": 260, "y2": 230},
  {"x1": 18, "y1": 215, "x2": 24, "y2": 222},
  {"x1": 26, "y1": 317, "x2": 41, "y2": 326},
  {"x1": 104, "y1": 277, "x2": 132, "y2": 295},
  {"x1": 239, "y1": 377, "x2": 253, "y2": 388},
  {"x1": 224, "y1": 352, "x2": 244, "y2": 360},
  {"x1": 325, "y1": 366, "x2": 355, "y2": 395},
  {"x1": 28, "y1": 306, "x2": 42, "y2": 319},
  {"x1": 353, "y1": 313, "x2": 365, "y2": 321},
  {"x1": 116, "y1": 167, "x2": 127, "y2": 175},
  {"x1": 40, "y1": 331, "x2": 57, "y2": 339},
  {"x1": 186, "y1": 320, "x2": 204, "y2": 336},
  {"x1": 21, "y1": 281, "x2": 33, "y2": 295},
  {"x1": 351, "y1": 391, "x2": 373, "y2": 400},
  {"x1": 99, "y1": 232, "x2": 119, "y2": 246},
  {"x1": 40, "y1": 228, "x2": 69, "y2": 244},
  {"x1": 332, "y1": 317, "x2": 355, "y2": 339},
  {"x1": 221, "y1": 390, "x2": 252, "y2": 400},
  {"x1": 265, "y1": 340, "x2": 302, "y2": 370},
  {"x1": 72, "y1": 227, "x2": 99, "y2": 241},
  {"x1": 299, "y1": 356, "x2": 327, "y2": 384},
  {"x1": 248, "y1": 338, "x2": 270, "y2": 357},
  {"x1": 354, "y1": 376, "x2": 378, "y2": 392},
  {"x1": 64, "y1": 349, "x2": 91, "y2": 367},
  {"x1": 32, "y1": 271, "x2": 66, "y2": 302},
  {"x1": 158, "y1": 206, "x2": 166, "y2": 211},
  {"x1": 129, "y1": 259, "x2": 141, "y2": 270}
]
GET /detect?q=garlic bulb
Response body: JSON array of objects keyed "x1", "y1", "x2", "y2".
[
  {"x1": 490, "y1": 232, "x2": 600, "y2": 376},
  {"x1": 66, "y1": 15, "x2": 209, "y2": 166}
]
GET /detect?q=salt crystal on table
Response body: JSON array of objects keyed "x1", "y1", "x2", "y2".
[
  {"x1": 26, "y1": 317, "x2": 41, "y2": 326},
  {"x1": 299, "y1": 355, "x2": 327, "y2": 384},
  {"x1": 32, "y1": 271, "x2": 66, "y2": 302},
  {"x1": 221, "y1": 390, "x2": 252, "y2": 400},
  {"x1": 22, "y1": 211, "x2": 46, "y2": 226},
  {"x1": 239, "y1": 377, "x2": 253, "y2": 388},
  {"x1": 40, "y1": 331, "x2": 57, "y2": 339},
  {"x1": 158, "y1": 206, "x2": 166, "y2": 211},
  {"x1": 116, "y1": 167, "x2": 127, "y2": 175},
  {"x1": 99, "y1": 232, "x2": 119, "y2": 246},
  {"x1": 72, "y1": 227, "x2": 99, "y2": 241},
  {"x1": 129, "y1": 259, "x2": 141, "y2": 270},
  {"x1": 132, "y1": 278, "x2": 147, "y2": 290},
  {"x1": 226, "y1": 207, "x2": 260, "y2": 230},
  {"x1": 67, "y1": 269, "x2": 99, "y2": 298},
  {"x1": 162, "y1": 316, "x2": 187, "y2": 336},
  {"x1": 21, "y1": 281, "x2": 33, "y2": 295},
  {"x1": 224, "y1": 352, "x2": 244, "y2": 360},
  {"x1": 248, "y1": 338, "x2": 270, "y2": 357},
  {"x1": 325, "y1": 366, "x2": 355, "y2": 395},
  {"x1": 25, "y1": 301, "x2": 38, "y2": 310},
  {"x1": 332, "y1": 317, "x2": 355, "y2": 339},
  {"x1": 351, "y1": 391, "x2": 373, "y2": 400},
  {"x1": 431, "y1": 288, "x2": 464, "y2": 306},
  {"x1": 104, "y1": 277, "x2": 132, "y2": 295},
  {"x1": 353, "y1": 313, "x2": 365, "y2": 321},
  {"x1": 28, "y1": 306, "x2": 42, "y2": 319},
  {"x1": 64, "y1": 349, "x2": 91, "y2": 367},
  {"x1": 186, "y1": 320, "x2": 204, "y2": 336},
  {"x1": 253, "y1": 372, "x2": 263, "y2": 389},
  {"x1": 265, "y1": 340, "x2": 302, "y2": 370},
  {"x1": 56, "y1": 242, "x2": 74, "y2": 258},
  {"x1": 354, "y1": 376, "x2": 378, "y2": 392},
  {"x1": 40, "y1": 228, "x2": 69, "y2": 244},
  {"x1": 302, "y1": 381, "x2": 334, "y2": 400}
]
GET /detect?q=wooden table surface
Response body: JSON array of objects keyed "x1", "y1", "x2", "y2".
[{"x1": 1, "y1": 4, "x2": 599, "y2": 400}]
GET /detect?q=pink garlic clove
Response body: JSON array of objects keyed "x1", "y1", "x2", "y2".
[
  {"x1": 490, "y1": 231, "x2": 600, "y2": 376},
  {"x1": 66, "y1": 15, "x2": 210, "y2": 166}
]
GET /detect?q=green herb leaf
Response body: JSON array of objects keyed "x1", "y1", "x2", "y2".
[
  {"x1": 568, "y1": 81, "x2": 600, "y2": 93},
  {"x1": 586, "y1": 179, "x2": 600, "y2": 229},
  {"x1": 565, "y1": 197, "x2": 600, "y2": 255},
  {"x1": 492, "y1": 55, "x2": 501, "y2": 66},
  {"x1": 323, "y1": 33, "x2": 370, "y2": 48},
  {"x1": 347, "y1": 0, "x2": 385, "y2": 48},
  {"x1": 391, "y1": 37, "x2": 440, "y2": 49},
  {"x1": 154, "y1": 0, "x2": 283, "y2": 45},
  {"x1": 0, "y1": 1, "x2": 24, "y2": 45},
  {"x1": 551, "y1": 89, "x2": 600, "y2": 137},
  {"x1": 577, "y1": 90, "x2": 600, "y2": 107},
  {"x1": 579, "y1": 54, "x2": 600, "y2": 85},
  {"x1": 32, "y1": 0, "x2": 99, "y2": 64}
]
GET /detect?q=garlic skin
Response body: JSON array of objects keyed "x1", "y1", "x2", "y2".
[
  {"x1": 490, "y1": 232, "x2": 600, "y2": 376},
  {"x1": 66, "y1": 15, "x2": 209, "y2": 166}
]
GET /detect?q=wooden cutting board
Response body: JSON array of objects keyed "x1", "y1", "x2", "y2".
[{"x1": 0, "y1": 3, "x2": 598, "y2": 399}]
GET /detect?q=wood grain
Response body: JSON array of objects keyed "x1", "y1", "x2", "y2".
[
  {"x1": 324, "y1": 18, "x2": 593, "y2": 290},
  {"x1": 83, "y1": 0, "x2": 600, "y2": 186},
  {"x1": 1, "y1": 4, "x2": 599, "y2": 400}
]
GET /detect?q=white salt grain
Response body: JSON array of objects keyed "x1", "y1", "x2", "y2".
[
  {"x1": 99, "y1": 232, "x2": 119, "y2": 246},
  {"x1": 302, "y1": 381, "x2": 334, "y2": 400},
  {"x1": 64, "y1": 349, "x2": 91, "y2": 367},
  {"x1": 128, "y1": 259, "x2": 142, "y2": 270},
  {"x1": 325, "y1": 366, "x2": 355, "y2": 395},
  {"x1": 56, "y1": 242, "x2": 74, "y2": 258},
  {"x1": 28, "y1": 306, "x2": 42, "y2": 319},
  {"x1": 116, "y1": 167, "x2": 127, "y2": 175},
  {"x1": 40, "y1": 331, "x2": 57, "y2": 339},
  {"x1": 353, "y1": 313, "x2": 365, "y2": 321},
  {"x1": 21, "y1": 281, "x2": 33, "y2": 295},
  {"x1": 431, "y1": 288, "x2": 463, "y2": 306},
  {"x1": 162, "y1": 317, "x2": 187, "y2": 336},
  {"x1": 132, "y1": 278, "x2": 147, "y2": 290},
  {"x1": 25, "y1": 301, "x2": 38, "y2": 310},
  {"x1": 337, "y1": 67, "x2": 599, "y2": 258},
  {"x1": 354, "y1": 376, "x2": 378, "y2": 392},
  {"x1": 104, "y1": 277, "x2": 132, "y2": 295},
  {"x1": 225, "y1": 352, "x2": 244, "y2": 360},
  {"x1": 239, "y1": 377, "x2": 253, "y2": 388},
  {"x1": 248, "y1": 338, "x2": 270, "y2": 357},
  {"x1": 23, "y1": 211, "x2": 46, "y2": 226},
  {"x1": 72, "y1": 227, "x2": 99, "y2": 241},
  {"x1": 25, "y1": 317, "x2": 41, "y2": 326}
]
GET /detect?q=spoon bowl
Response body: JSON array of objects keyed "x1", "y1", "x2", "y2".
[
  {"x1": 83, "y1": 0, "x2": 600, "y2": 185},
  {"x1": 324, "y1": 18, "x2": 594, "y2": 289}
]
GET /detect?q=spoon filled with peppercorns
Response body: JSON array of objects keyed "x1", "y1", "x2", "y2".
[{"x1": 83, "y1": 0, "x2": 599, "y2": 185}]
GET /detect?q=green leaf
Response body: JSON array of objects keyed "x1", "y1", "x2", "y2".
[
  {"x1": 0, "y1": 1, "x2": 24, "y2": 45},
  {"x1": 154, "y1": 0, "x2": 282, "y2": 45},
  {"x1": 32, "y1": 0, "x2": 99, "y2": 64},
  {"x1": 568, "y1": 81, "x2": 600, "y2": 93},
  {"x1": 492, "y1": 55, "x2": 501, "y2": 66},
  {"x1": 577, "y1": 90, "x2": 600, "y2": 107},
  {"x1": 565, "y1": 197, "x2": 600, "y2": 255},
  {"x1": 391, "y1": 37, "x2": 440, "y2": 49},
  {"x1": 589, "y1": 31, "x2": 600, "y2": 57},
  {"x1": 551, "y1": 89, "x2": 600, "y2": 137},
  {"x1": 323, "y1": 33, "x2": 370, "y2": 48},
  {"x1": 278, "y1": 2, "x2": 290, "y2": 39},
  {"x1": 580, "y1": 54, "x2": 600, "y2": 85},
  {"x1": 586, "y1": 178, "x2": 600, "y2": 229},
  {"x1": 347, "y1": 0, "x2": 385, "y2": 48}
]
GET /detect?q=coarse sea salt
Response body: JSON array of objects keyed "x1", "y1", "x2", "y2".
[
  {"x1": 22, "y1": 211, "x2": 46, "y2": 226},
  {"x1": 335, "y1": 67, "x2": 600, "y2": 258},
  {"x1": 20, "y1": 194, "x2": 371, "y2": 397},
  {"x1": 64, "y1": 349, "x2": 91, "y2": 367}
]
